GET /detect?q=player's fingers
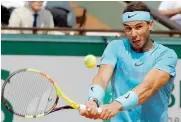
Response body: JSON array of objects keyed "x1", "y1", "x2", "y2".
[
  {"x1": 84, "y1": 101, "x2": 98, "y2": 119},
  {"x1": 95, "y1": 113, "x2": 101, "y2": 119},
  {"x1": 90, "y1": 106, "x2": 98, "y2": 116},
  {"x1": 85, "y1": 105, "x2": 91, "y2": 114},
  {"x1": 109, "y1": 111, "x2": 117, "y2": 119},
  {"x1": 102, "y1": 110, "x2": 111, "y2": 120},
  {"x1": 99, "y1": 109, "x2": 106, "y2": 119},
  {"x1": 83, "y1": 110, "x2": 92, "y2": 119},
  {"x1": 79, "y1": 109, "x2": 86, "y2": 116},
  {"x1": 100, "y1": 108, "x2": 112, "y2": 120},
  {"x1": 92, "y1": 112, "x2": 100, "y2": 120},
  {"x1": 105, "y1": 114, "x2": 111, "y2": 120},
  {"x1": 85, "y1": 106, "x2": 94, "y2": 118},
  {"x1": 91, "y1": 107, "x2": 99, "y2": 119}
]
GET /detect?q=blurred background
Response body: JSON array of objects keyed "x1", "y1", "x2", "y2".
[{"x1": 1, "y1": 1, "x2": 181, "y2": 122}]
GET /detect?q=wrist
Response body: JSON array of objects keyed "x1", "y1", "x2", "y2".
[
  {"x1": 115, "y1": 90, "x2": 138, "y2": 111},
  {"x1": 112, "y1": 101, "x2": 123, "y2": 111},
  {"x1": 88, "y1": 84, "x2": 105, "y2": 107},
  {"x1": 89, "y1": 98, "x2": 99, "y2": 107}
]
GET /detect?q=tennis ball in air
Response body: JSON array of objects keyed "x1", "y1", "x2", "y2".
[{"x1": 84, "y1": 54, "x2": 97, "y2": 68}]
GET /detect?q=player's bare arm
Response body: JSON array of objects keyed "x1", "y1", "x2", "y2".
[
  {"x1": 79, "y1": 64, "x2": 114, "y2": 119},
  {"x1": 133, "y1": 68, "x2": 171, "y2": 104},
  {"x1": 99, "y1": 68, "x2": 171, "y2": 120},
  {"x1": 92, "y1": 64, "x2": 114, "y2": 90}
]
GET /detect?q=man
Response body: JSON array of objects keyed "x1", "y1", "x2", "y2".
[
  {"x1": 158, "y1": 1, "x2": 181, "y2": 26},
  {"x1": 45, "y1": 1, "x2": 76, "y2": 28},
  {"x1": 80, "y1": 2, "x2": 178, "y2": 122},
  {"x1": 7, "y1": 1, "x2": 54, "y2": 34},
  {"x1": 1, "y1": 1, "x2": 25, "y2": 26}
]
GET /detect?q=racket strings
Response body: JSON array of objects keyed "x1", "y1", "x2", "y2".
[
  {"x1": 6, "y1": 72, "x2": 31, "y2": 115},
  {"x1": 33, "y1": 75, "x2": 48, "y2": 115},
  {"x1": 44, "y1": 86, "x2": 55, "y2": 113},
  {"x1": 3, "y1": 71, "x2": 57, "y2": 117}
]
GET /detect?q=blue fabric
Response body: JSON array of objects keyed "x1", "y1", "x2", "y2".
[
  {"x1": 100, "y1": 39, "x2": 178, "y2": 122},
  {"x1": 115, "y1": 90, "x2": 138, "y2": 111},
  {"x1": 88, "y1": 84, "x2": 105, "y2": 106},
  {"x1": 122, "y1": 11, "x2": 152, "y2": 23}
]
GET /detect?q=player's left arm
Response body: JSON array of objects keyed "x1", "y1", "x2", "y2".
[
  {"x1": 99, "y1": 50, "x2": 178, "y2": 120},
  {"x1": 99, "y1": 69, "x2": 172, "y2": 120},
  {"x1": 134, "y1": 68, "x2": 171, "y2": 105},
  {"x1": 135, "y1": 50, "x2": 178, "y2": 105}
]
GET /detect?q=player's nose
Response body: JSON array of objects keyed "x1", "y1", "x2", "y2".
[{"x1": 131, "y1": 29, "x2": 138, "y2": 39}]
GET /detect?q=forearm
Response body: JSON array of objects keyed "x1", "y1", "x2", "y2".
[
  {"x1": 91, "y1": 65, "x2": 114, "y2": 91},
  {"x1": 133, "y1": 68, "x2": 170, "y2": 105},
  {"x1": 133, "y1": 83, "x2": 155, "y2": 105},
  {"x1": 92, "y1": 75, "x2": 108, "y2": 91},
  {"x1": 115, "y1": 68, "x2": 170, "y2": 111},
  {"x1": 159, "y1": 8, "x2": 181, "y2": 17},
  {"x1": 88, "y1": 65, "x2": 114, "y2": 104}
]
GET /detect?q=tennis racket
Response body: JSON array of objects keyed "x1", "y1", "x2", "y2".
[{"x1": 1, "y1": 68, "x2": 102, "y2": 118}]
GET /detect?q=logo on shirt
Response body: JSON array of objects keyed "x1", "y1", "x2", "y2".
[
  {"x1": 134, "y1": 62, "x2": 144, "y2": 66},
  {"x1": 91, "y1": 87, "x2": 94, "y2": 92},
  {"x1": 128, "y1": 14, "x2": 137, "y2": 18},
  {"x1": 125, "y1": 93, "x2": 130, "y2": 99}
]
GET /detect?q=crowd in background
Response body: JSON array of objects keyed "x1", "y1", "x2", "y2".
[
  {"x1": 1, "y1": 1, "x2": 76, "y2": 34},
  {"x1": 1, "y1": 1, "x2": 181, "y2": 35},
  {"x1": 158, "y1": 1, "x2": 181, "y2": 26}
]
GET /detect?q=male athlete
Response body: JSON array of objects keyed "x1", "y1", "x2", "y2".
[{"x1": 79, "y1": 2, "x2": 178, "y2": 122}]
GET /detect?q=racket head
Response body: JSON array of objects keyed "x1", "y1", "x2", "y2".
[{"x1": 1, "y1": 68, "x2": 73, "y2": 118}]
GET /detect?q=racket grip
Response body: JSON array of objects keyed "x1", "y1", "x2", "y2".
[{"x1": 79, "y1": 104, "x2": 102, "y2": 114}]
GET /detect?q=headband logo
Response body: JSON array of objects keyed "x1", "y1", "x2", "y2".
[
  {"x1": 123, "y1": 11, "x2": 151, "y2": 23},
  {"x1": 128, "y1": 14, "x2": 137, "y2": 18}
]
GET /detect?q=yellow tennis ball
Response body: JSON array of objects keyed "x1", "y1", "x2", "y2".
[{"x1": 84, "y1": 54, "x2": 97, "y2": 68}]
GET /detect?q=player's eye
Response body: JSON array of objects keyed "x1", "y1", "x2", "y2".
[
  {"x1": 136, "y1": 25, "x2": 143, "y2": 30},
  {"x1": 125, "y1": 27, "x2": 132, "y2": 32}
]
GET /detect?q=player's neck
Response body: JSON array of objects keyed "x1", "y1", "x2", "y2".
[
  {"x1": 133, "y1": 39, "x2": 153, "y2": 53},
  {"x1": 143, "y1": 39, "x2": 154, "y2": 52}
]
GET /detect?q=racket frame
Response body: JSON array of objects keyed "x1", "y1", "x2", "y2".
[{"x1": 1, "y1": 68, "x2": 80, "y2": 118}]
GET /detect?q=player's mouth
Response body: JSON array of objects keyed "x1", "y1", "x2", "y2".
[{"x1": 132, "y1": 40, "x2": 141, "y2": 45}]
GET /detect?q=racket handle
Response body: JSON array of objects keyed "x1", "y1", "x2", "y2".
[{"x1": 79, "y1": 104, "x2": 102, "y2": 114}]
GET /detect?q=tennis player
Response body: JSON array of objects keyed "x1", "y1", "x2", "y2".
[{"x1": 79, "y1": 1, "x2": 178, "y2": 122}]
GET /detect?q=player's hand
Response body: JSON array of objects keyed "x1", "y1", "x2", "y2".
[
  {"x1": 79, "y1": 99, "x2": 100, "y2": 120},
  {"x1": 99, "y1": 101, "x2": 122, "y2": 120}
]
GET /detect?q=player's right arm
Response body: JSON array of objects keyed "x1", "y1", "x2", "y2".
[
  {"x1": 80, "y1": 40, "x2": 119, "y2": 119},
  {"x1": 79, "y1": 64, "x2": 114, "y2": 119},
  {"x1": 92, "y1": 64, "x2": 114, "y2": 91}
]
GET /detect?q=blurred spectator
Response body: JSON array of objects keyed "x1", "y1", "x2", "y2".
[
  {"x1": 158, "y1": 1, "x2": 181, "y2": 26},
  {"x1": 7, "y1": 1, "x2": 54, "y2": 34},
  {"x1": 1, "y1": 1, "x2": 25, "y2": 26},
  {"x1": 45, "y1": 1, "x2": 76, "y2": 28}
]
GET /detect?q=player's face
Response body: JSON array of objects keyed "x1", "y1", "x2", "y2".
[
  {"x1": 29, "y1": 1, "x2": 43, "y2": 13},
  {"x1": 123, "y1": 20, "x2": 153, "y2": 52}
]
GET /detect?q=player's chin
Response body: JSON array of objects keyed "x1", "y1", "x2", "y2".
[{"x1": 132, "y1": 43, "x2": 143, "y2": 50}]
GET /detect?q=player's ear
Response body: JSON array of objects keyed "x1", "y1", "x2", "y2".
[{"x1": 149, "y1": 20, "x2": 154, "y2": 31}]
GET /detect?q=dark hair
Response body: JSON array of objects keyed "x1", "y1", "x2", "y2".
[{"x1": 123, "y1": 2, "x2": 150, "y2": 13}]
